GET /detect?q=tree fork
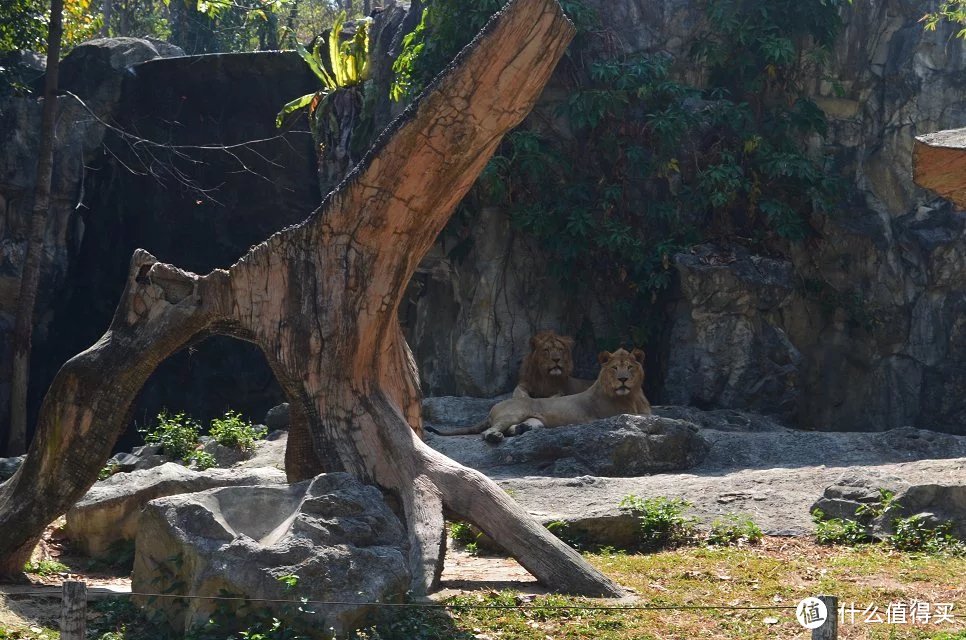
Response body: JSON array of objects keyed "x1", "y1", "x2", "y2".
[{"x1": 0, "y1": 0, "x2": 625, "y2": 597}]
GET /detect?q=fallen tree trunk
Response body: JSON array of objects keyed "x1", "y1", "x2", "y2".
[
  {"x1": 913, "y1": 127, "x2": 966, "y2": 208},
  {"x1": 0, "y1": 0, "x2": 624, "y2": 598}
]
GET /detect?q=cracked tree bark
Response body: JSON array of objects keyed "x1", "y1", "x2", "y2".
[{"x1": 0, "y1": 0, "x2": 624, "y2": 598}]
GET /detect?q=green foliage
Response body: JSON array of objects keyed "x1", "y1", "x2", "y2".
[
  {"x1": 187, "y1": 449, "x2": 216, "y2": 470},
  {"x1": 0, "y1": 0, "x2": 48, "y2": 53},
  {"x1": 619, "y1": 495, "x2": 698, "y2": 551},
  {"x1": 277, "y1": 12, "x2": 370, "y2": 128},
  {"x1": 545, "y1": 519, "x2": 587, "y2": 551},
  {"x1": 921, "y1": 0, "x2": 966, "y2": 39},
  {"x1": 140, "y1": 410, "x2": 202, "y2": 463},
  {"x1": 890, "y1": 516, "x2": 966, "y2": 555},
  {"x1": 811, "y1": 508, "x2": 872, "y2": 546},
  {"x1": 810, "y1": 488, "x2": 966, "y2": 555},
  {"x1": 186, "y1": 575, "x2": 316, "y2": 640},
  {"x1": 392, "y1": 0, "x2": 845, "y2": 343},
  {"x1": 854, "y1": 488, "x2": 899, "y2": 520},
  {"x1": 390, "y1": 0, "x2": 506, "y2": 101},
  {"x1": 23, "y1": 558, "x2": 69, "y2": 576},
  {"x1": 707, "y1": 514, "x2": 763, "y2": 546},
  {"x1": 99, "y1": 460, "x2": 122, "y2": 480},
  {"x1": 209, "y1": 410, "x2": 267, "y2": 451},
  {"x1": 448, "y1": 520, "x2": 481, "y2": 555}
]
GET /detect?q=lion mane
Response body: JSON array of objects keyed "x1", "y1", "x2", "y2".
[
  {"x1": 430, "y1": 348, "x2": 651, "y2": 442},
  {"x1": 513, "y1": 330, "x2": 593, "y2": 399}
]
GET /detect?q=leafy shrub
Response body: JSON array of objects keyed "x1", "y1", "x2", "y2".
[
  {"x1": 854, "y1": 488, "x2": 899, "y2": 520},
  {"x1": 619, "y1": 495, "x2": 698, "y2": 551},
  {"x1": 23, "y1": 559, "x2": 69, "y2": 576},
  {"x1": 277, "y1": 11, "x2": 371, "y2": 128},
  {"x1": 209, "y1": 410, "x2": 267, "y2": 452},
  {"x1": 187, "y1": 450, "x2": 217, "y2": 471},
  {"x1": 707, "y1": 514, "x2": 763, "y2": 546},
  {"x1": 392, "y1": 0, "x2": 846, "y2": 344},
  {"x1": 545, "y1": 519, "x2": 587, "y2": 551},
  {"x1": 890, "y1": 516, "x2": 966, "y2": 556},
  {"x1": 98, "y1": 461, "x2": 121, "y2": 480},
  {"x1": 141, "y1": 411, "x2": 202, "y2": 462},
  {"x1": 448, "y1": 520, "x2": 480, "y2": 555},
  {"x1": 811, "y1": 508, "x2": 872, "y2": 546}
]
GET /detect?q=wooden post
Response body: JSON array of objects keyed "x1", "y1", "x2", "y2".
[
  {"x1": 812, "y1": 595, "x2": 838, "y2": 640},
  {"x1": 60, "y1": 580, "x2": 87, "y2": 640}
]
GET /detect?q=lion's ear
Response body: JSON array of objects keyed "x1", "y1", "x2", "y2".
[
  {"x1": 632, "y1": 348, "x2": 645, "y2": 364},
  {"x1": 562, "y1": 335, "x2": 574, "y2": 348},
  {"x1": 531, "y1": 334, "x2": 541, "y2": 349},
  {"x1": 597, "y1": 351, "x2": 612, "y2": 365}
]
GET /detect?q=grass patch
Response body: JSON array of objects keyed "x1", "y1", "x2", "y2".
[
  {"x1": 3, "y1": 538, "x2": 963, "y2": 640},
  {"x1": 21, "y1": 560, "x2": 68, "y2": 577}
]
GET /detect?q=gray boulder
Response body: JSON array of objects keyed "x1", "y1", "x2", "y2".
[
  {"x1": 107, "y1": 444, "x2": 166, "y2": 472},
  {"x1": 422, "y1": 395, "x2": 501, "y2": 428},
  {"x1": 197, "y1": 437, "x2": 250, "y2": 468},
  {"x1": 427, "y1": 413, "x2": 709, "y2": 478},
  {"x1": 813, "y1": 472, "x2": 966, "y2": 539},
  {"x1": 65, "y1": 463, "x2": 285, "y2": 557},
  {"x1": 264, "y1": 403, "x2": 291, "y2": 431},
  {"x1": 0, "y1": 455, "x2": 25, "y2": 482},
  {"x1": 132, "y1": 473, "x2": 410, "y2": 636}
]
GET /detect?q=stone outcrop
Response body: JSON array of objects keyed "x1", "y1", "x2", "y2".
[
  {"x1": 914, "y1": 127, "x2": 966, "y2": 208},
  {"x1": 427, "y1": 412, "x2": 709, "y2": 478},
  {"x1": 0, "y1": 39, "x2": 317, "y2": 453},
  {"x1": 132, "y1": 473, "x2": 410, "y2": 636},
  {"x1": 491, "y1": 407, "x2": 966, "y2": 549},
  {"x1": 65, "y1": 462, "x2": 285, "y2": 557},
  {"x1": 0, "y1": 456, "x2": 24, "y2": 482},
  {"x1": 664, "y1": 245, "x2": 802, "y2": 420},
  {"x1": 403, "y1": 206, "x2": 582, "y2": 396},
  {"x1": 0, "y1": 39, "x2": 186, "y2": 449},
  {"x1": 813, "y1": 473, "x2": 966, "y2": 540},
  {"x1": 400, "y1": 0, "x2": 966, "y2": 435}
]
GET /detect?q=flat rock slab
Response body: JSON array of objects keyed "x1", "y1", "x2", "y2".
[
  {"x1": 814, "y1": 473, "x2": 966, "y2": 539},
  {"x1": 422, "y1": 399, "x2": 966, "y2": 547},
  {"x1": 66, "y1": 462, "x2": 286, "y2": 557},
  {"x1": 426, "y1": 413, "x2": 709, "y2": 477}
]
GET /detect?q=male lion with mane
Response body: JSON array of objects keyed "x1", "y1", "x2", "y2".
[
  {"x1": 513, "y1": 330, "x2": 594, "y2": 398},
  {"x1": 430, "y1": 348, "x2": 651, "y2": 443}
]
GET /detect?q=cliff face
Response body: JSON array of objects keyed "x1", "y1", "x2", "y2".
[
  {"x1": 1, "y1": 0, "x2": 964, "y2": 448},
  {"x1": 0, "y1": 40, "x2": 319, "y2": 446},
  {"x1": 401, "y1": 0, "x2": 966, "y2": 434},
  {"x1": 656, "y1": 0, "x2": 966, "y2": 433}
]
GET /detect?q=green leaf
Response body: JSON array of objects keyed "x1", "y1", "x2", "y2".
[
  {"x1": 295, "y1": 39, "x2": 335, "y2": 89},
  {"x1": 275, "y1": 92, "x2": 316, "y2": 128}
]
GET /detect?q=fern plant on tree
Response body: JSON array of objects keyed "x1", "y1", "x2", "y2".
[{"x1": 277, "y1": 11, "x2": 371, "y2": 195}]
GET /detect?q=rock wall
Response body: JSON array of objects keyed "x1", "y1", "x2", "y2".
[
  {"x1": 660, "y1": 0, "x2": 966, "y2": 433},
  {"x1": 402, "y1": 0, "x2": 966, "y2": 435},
  {"x1": 0, "y1": 39, "x2": 320, "y2": 448}
]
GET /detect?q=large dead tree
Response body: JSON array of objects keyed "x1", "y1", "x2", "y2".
[
  {"x1": 913, "y1": 127, "x2": 966, "y2": 209},
  {"x1": 0, "y1": 0, "x2": 624, "y2": 597}
]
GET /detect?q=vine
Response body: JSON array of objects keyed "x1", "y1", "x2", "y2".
[{"x1": 391, "y1": 0, "x2": 845, "y2": 344}]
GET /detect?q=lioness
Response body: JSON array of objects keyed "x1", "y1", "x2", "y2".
[
  {"x1": 513, "y1": 330, "x2": 594, "y2": 398},
  {"x1": 431, "y1": 348, "x2": 651, "y2": 443}
]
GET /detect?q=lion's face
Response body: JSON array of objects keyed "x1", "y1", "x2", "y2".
[
  {"x1": 596, "y1": 348, "x2": 645, "y2": 397},
  {"x1": 530, "y1": 331, "x2": 575, "y2": 378}
]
